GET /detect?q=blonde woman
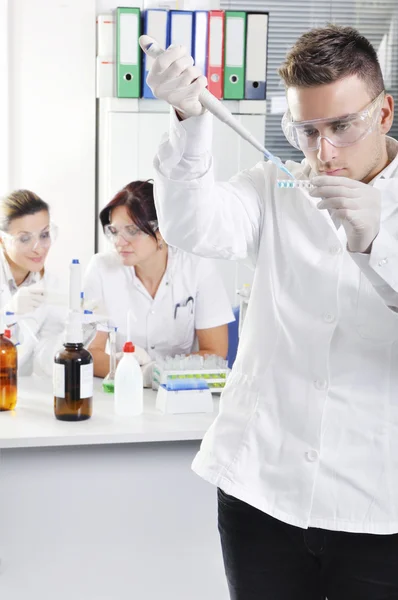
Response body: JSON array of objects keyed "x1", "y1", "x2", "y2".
[{"x1": 0, "y1": 189, "x2": 65, "y2": 375}]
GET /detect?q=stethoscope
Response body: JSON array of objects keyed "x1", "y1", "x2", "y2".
[
  {"x1": 126, "y1": 247, "x2": 195, "y2": 341},
  {"x1": 174, "y1": 296, "x2": 194, "y2": 319}
]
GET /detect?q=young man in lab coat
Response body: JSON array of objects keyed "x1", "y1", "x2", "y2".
[{"x1": 141, "y1": 25, "x2": 398, "y2": 599}]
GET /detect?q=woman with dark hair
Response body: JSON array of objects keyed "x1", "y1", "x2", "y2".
[
  {"x1": 0, "y1": 189, "x2": 65, "y2": 374},
  {"x1": 83, "y1": 180, "x2": 234, "y2": 382}
]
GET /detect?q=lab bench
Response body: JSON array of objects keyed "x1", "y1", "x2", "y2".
[{"x1": 0, "y1": 376, "x2": 229, "y2": 600}]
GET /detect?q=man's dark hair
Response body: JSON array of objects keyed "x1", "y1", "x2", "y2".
[{"x1": 279, "y1": 24, "x2": 385, "y2": 98}]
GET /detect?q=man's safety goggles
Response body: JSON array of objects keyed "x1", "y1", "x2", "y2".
[{"x1": 281, "y1": 91, "x2": 385, "y2": 152}]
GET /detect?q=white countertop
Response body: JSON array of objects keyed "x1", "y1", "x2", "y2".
[{"x1": 0, "y1": 375, "x2": 219, "y2": 450}]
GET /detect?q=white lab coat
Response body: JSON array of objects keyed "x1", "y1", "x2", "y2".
[
  {"x1": 83, "y1": 246, "x2": 234, "y2": 358},
  {"x1": 0, "y1": 250, "x2": 66, "y2": 376},
  {"x1": 153, "y1": 108, "x2": 398, "y2": 535}
]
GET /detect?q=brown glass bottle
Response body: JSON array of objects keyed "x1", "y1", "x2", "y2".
[
  {"x1": 54, "y1": 342, "x2": 93, "y2": 421},
  {"x1": 0, "y1": 332, "x2": 18, "y2": 411}
]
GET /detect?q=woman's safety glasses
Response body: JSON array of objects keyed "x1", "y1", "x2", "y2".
[
  {"x1": 281, "y1": 91, "x2": 385, "y2": 152},
  {"x1": 104, "y1": 220, "x2": 158, "y2": 243},
  {"x1": 0, "y1": 223, "x2": 58, "y2": 250}
]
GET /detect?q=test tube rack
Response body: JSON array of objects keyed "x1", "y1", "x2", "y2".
[{"x1": 152, "y1": 365, "x2": 230, "y2": 393}]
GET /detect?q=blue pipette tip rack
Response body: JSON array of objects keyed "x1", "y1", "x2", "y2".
[
  {"x1": 277, "y1": 180, "x2": 314, "y2": 190},
  {"x1": 164, "y1": 379, "x2": 209, "y2": 392}
]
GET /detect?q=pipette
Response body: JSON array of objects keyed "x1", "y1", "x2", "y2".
[{"x1": 139, "y1": 36, "x2": 295, "y2": 180}]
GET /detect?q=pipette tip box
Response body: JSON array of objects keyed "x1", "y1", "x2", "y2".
[
  {"x1": 152, "y1": 365, "x2": 229, "y2": 392},
  {"x1": 156, "y1": 384, "x2": 214, "y2": 414}
]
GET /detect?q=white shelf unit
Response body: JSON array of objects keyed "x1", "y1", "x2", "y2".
[{"x1": 97, "y1": 98, "x2": 265, "y2": 304}]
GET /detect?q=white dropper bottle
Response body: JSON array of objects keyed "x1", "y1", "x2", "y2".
[
  {"x1": 114, "y1": 341, "x2": 143, "y2": 416},
  {"x1": 53, "y1": 259, "x2": 93, "y2": 421},
  {"x1": 69, "y1": 259, "x2": 81, "y2": 312}
]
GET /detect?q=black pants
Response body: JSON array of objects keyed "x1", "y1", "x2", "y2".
[{"x1": 218, "y1": 488, "x2": 398, "y2": 600}]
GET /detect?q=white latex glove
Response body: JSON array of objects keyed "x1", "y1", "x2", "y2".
[
  {"x1": 6, "y1": 283, "x2": 46, "y2": 315},
  {"x1": 43, "y1": 290, "x2": 68, "y2": 307},
  {"x1": 82, "y1": 322, "x2": 97, "y2": 348},
  {"x1": 116, "y1": 345, "x2": 152, "y2": 367},
  {"x1": 16, "y1": 329, "x2": 36, "y2": 375},
  {"x1": 311, "y1": 176, "x2": 381, "y2": 253},
  {"x1": 141, "y1": 361, "x2": 155, "y2": 388},
  {"x1": 115, "y1": 348, "x2": 153, "y2": 387},
  {"x1": 83, "y1": 297, "x2": 104, "y2": 312},
  {"x1": 140, "y1": 35, "x2": 207, "y2": 118}
]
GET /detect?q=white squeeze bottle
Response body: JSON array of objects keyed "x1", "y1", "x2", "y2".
[{"x1": 114, "y1": 341, "x2": 143, "y2": 416}]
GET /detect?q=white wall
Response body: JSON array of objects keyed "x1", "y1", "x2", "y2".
[
  {"x1": 96, "y1": 0, "x2": 219, "y2": 12},
  {"x1": 0, "y1": 0, "x2": 9, "y2": 196},
  {"x1": 97, "y1": 0, "x2": 143, "y2": 11},
  {"x1": 8, "y1": 0, "x2": 97, "y2": 291}
]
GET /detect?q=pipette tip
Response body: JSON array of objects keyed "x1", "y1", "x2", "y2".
[
  {"x1": 279, "y1": 165, "x2": 296, "y2": 179},
  {"x1": 267, "y1": 156, "x2": 295, "y2": 180}
]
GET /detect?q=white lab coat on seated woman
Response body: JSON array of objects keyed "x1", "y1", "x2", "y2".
[
  {"x1": 0, "y1": 248, "x2": 66, "y2": 376},
  {"x1": 83, "y1": 245, "x2": 234, "y2": 359}
]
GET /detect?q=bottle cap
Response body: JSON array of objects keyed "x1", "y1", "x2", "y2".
[
  {"x1": 72, "y1": 259, "x2": 79, "y2": 264},
  {"x1": 123, "y1": 341, "x2": 135, "y2": 353}
]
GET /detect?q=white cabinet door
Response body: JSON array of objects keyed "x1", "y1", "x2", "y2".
[
  {"x1": 138, "y1": 113, "x2": 170, "y2": 178},
  {"x1": 98, "y1": 109, "x2": 169, "y2": 252},
  {"x1": 104, "y1": 111, "x2": 169, "y2": 207},
  {"x1": 108, "y1": 112, "x2": 140, "y2": 199}
]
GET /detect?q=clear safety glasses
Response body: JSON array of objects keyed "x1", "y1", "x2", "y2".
[
  {"x1": 104, "y1": 220, "x2": 159, "y2": 244},
  {"x1": 281, "y1": 91, "x2": 385, "y2": 152},
  {"x1": 0, "y1": 223, "x2": 58, "y2": 250}
]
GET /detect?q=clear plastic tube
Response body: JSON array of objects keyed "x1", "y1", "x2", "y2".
[{"x1": 102, "y1": 327, "x2": 117, "y2": 394}]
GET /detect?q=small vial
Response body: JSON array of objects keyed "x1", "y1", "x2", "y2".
[{"x1": 277, "y1": 179, "x2": 314, "y2": 190}]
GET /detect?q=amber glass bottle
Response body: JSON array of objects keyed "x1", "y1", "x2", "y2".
[
  {"x1": 54, "y1": 342, "x2": 93, "y2": 421},
  {"x1": 0, "y1": 329, "x2": 18, "y2": 411},
  {"x1": 54, "y1": 312, "x2": 93, "y2": 421}
]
